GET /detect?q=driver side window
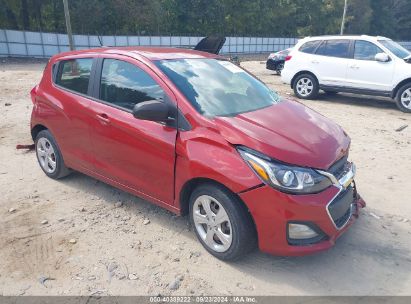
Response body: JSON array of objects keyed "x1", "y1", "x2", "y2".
[
  {"x1": 99, "y1": 59, "x2": 164, "y2": 110},
  {"x1": 354, "y1": 41, "x2": 383, "y2": 61}
]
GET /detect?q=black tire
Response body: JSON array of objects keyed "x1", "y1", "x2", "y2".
[
  {"x1": 395, "y1": 83, "x2": 411, "y2": 113},
  {"x1": 276, "y1": 63, "x2": 284, "y2": 75},
  {"x1": 293, "y1": 73, "x2": 319, "y2": 99},
  {"x1": 35, "y1": 129, "x2": 71, "y2": 179},
  {"x1": 323, "y1": 90, "x2": 338, "y2": 96},
  {"x1": 189, "y1": 183, "x2": 257, "y2": 261}
]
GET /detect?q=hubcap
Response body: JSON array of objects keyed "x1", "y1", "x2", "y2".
[
  {"x1": 192, "y1": 195, "x2": 232, "y2": 253},
  {"x1": 36, "y1": 138, "x2": 57, "y2": 174},
  {"x1": 296, "y1": 78, "x2": 314, "y2": 97},
  {"x1": 400, "y1": 88, "x2": 411, "y2": 109}
]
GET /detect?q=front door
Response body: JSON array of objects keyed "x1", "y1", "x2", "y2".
[
  {"x1": 88, "y1": 56, "x2": 177, "y2": 205},
  {"x1": 346, "y1": 40, "x2": 395, "y2": 92}
]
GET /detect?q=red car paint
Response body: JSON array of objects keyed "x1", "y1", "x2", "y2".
[{"x1": 30, "y1": 47, "x2": 365, "y2": 256}]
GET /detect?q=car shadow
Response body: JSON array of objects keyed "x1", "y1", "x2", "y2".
[
  {"x1": 60, "y1": 171, "x2": 411, "y2": 295},
  {"x1": 314, "y1": 92, "x2": 398, "y2": 110}
]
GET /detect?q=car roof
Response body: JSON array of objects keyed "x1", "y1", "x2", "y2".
[
  {"x1": 300, "y1": 35, "x2": 390, "y2": 42},
  {"x1": 51, "y1": 46, "x2": 221, "y2": 62}
]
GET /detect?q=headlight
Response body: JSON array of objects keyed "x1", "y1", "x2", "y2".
[{"x1": 238, "y1": 147, "x2": 332, "y2": 194}]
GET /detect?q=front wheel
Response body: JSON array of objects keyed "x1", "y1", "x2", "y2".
[
  {"x1": 189, "y1": 183, "x2": 257, "y2": 261},
  {"x1": 293, "y1": 74, "x2": 319, "y2": 99},
  {"x1": 395, "y1": 83, "x2": 411, "y2": 113}
]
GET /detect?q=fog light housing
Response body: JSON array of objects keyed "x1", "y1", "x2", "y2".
[
  {"x1": 288, "y1": 223, "x2": 318, "y2": 239},
  {"x1": 287, "y1": 222, "x2": 327, "y2": 246}
]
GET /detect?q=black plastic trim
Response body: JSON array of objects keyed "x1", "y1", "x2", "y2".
[{"x1": 319, "y1": 84, "x2": 391, "y2": 97}]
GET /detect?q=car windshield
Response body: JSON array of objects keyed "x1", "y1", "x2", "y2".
[
  {"x1": 155, "y1": 59, "x2": 281, "y2": 117},
  {"x1": 379, "y1": 40, "x2": 411, "y2": 59}
]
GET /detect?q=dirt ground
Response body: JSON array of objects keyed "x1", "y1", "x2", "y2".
[{"x1": 0, "y1": 58, "x2": 410, "y2": 296}]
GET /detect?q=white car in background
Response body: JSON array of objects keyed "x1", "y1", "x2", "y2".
[{"x1": 281, "y1": 35, "x2": 411, "y2": 112}]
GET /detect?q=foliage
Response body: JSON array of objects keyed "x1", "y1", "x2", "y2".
[{"x1": 0, "y1": 0, "x2": 410, "y2": 40}]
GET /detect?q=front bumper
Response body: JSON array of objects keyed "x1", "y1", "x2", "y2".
[{"x1": 239, "y1": 168, "x2": 366, "y2": 256}]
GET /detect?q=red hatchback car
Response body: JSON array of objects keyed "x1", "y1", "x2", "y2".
[{"x1": 30, "y1": 46, "x2": 366, "y2": 260}]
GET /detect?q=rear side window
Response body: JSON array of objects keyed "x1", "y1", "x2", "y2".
[
  {"x1": 354, "y1": 41, "x2": 383, "y2": 60},
  {"x1": 56, "y1": 58, "x2": 93, "y2": 95},
  {"x1": 316, "y1": 40, "x2": 350, "y2": 58},
  {"x1": 99, "y1": 59, "x2": 164, "y2": 110},
  {"x1": 299, "y1": 41, "x2": 321, "y2": 54}
]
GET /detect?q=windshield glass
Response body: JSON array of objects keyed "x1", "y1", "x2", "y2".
[
  {"x1": 379, "y1": 40, "x2": 411, "y2": 59},
  {"x1": 155, "y1": 59, "x2": 281, "y2": 117}
]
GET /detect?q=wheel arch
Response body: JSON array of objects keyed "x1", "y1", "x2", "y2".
[
  {"x1": 31, "y1": 124, "x2": 48, "y2": 141},
  {"x1": 391, "y1": 78, "x2": 411, "y2": 99},
  {"x1": 178, "y1": 177, "x2": 255, "y2": 227}
]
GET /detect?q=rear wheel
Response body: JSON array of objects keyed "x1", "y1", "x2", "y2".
[
  {"x1": 189, "y1": 183, "x2": 257, "y2": 261},
  {"x1": 395, "y1": 83, "x2": 411, "y2": 113},
  {"x1": 276, "y1": 62, "x2": 284, "y2": 75},
  {"x1": 293, "y1": 74, "x2": 319, "y2": 99},
  {"x1": 35, "y1": 130, "x2": 71, "y2": 179}
]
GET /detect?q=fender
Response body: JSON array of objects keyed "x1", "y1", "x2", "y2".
[{"x1": 174, "y1": 126, "x2": 262, "y2": 211}]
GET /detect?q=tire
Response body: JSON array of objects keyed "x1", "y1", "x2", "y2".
[
  {"x1": 293, "y1": 73, "x2": 319, "y2": 99},
  {"x1": 324, "y1": 90, "x2": 338, "y2": 96},
  {"x1": 276, "y1": 63, "x2": 284, "y2": 75},
  {"x1": 35, "y1": 130, "x2": 71, "y2": 179},
  {"x1": 189, "y1": 183, "x2": 257, "y2": 261},
  {"x1": 395, "y1": 83, "x2": 411, "y2": 113}
]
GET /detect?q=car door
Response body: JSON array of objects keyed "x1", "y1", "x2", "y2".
[
  {"x1": 345, "y1": 40, "x2": 394, "y2": 92},
  {"x1": 88, "y1": 56, "x2": 177, "y2": 205},
  {"x1": 52, "y1": 57, "x2": 96, "y2": 171},
  {"x1": 312, "y1": 39, "x2": 351, "y2": 87}
]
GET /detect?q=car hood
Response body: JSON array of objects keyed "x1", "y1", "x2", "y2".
[
  {"x1": 213, "y1": 99, "x2": 350, "y2": 170},
  {"x1": 194, "y1": 36, "x2": 226, "y2": 54}
]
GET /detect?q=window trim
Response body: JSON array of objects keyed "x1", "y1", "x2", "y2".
[
  {"x1": 92, "y1": 57, "x2": 171, "y2": 114},
  {"x1": 53, "y1": 57, "x2": 96, "y2": 97},
  {"x1": 299, "y1": 40, "x2": 322, "y2": 54},
  {"x1": 90, "y1": 56, "x2": 192, "y2": 131},
  {"x1": 314, "y1": 39, "x2": 353, "y2": 59},
  {"x1": 353, "y1": 40, "x2": 386, "y2": 61}
]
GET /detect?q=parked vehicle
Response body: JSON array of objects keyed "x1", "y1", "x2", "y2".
[
  {"x1": 30, "y1": 45, "x2": 365, "y2": 260},
  {"x1": 281, "y1": 35, "x2": 411, "y2": 112},
  {"x1": 266, "y1": 48, "x2": 291, "y2": 75}
]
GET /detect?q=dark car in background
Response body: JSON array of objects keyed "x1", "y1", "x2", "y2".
[{"x1": 266, "y1": 48, "x2": 291, "y2": 75}]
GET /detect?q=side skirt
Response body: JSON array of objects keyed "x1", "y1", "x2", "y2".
[{"x1": 320, "y1": 85, "x2": 392, "y2": 97}]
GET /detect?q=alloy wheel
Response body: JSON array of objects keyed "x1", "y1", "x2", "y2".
[
  {"x1": 192, "y1": 195, "x2": 232, "y2": 253},
  {"x1": 400, "y1": 88, "x2": 411, "y2": 109},
  {"x1": 296, "y1": 77, "x2": 314, "y2": 97},
  {"x1": 36, "y1": 137, "x2": 57, "y2": 174}
]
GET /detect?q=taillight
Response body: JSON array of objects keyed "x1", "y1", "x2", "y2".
[
  {"x1": 30, "y1": 85, "x2": 38, "y2": 104},
  {"x1": 285, "y1": 55, "x2": 292, "y2": 61}
]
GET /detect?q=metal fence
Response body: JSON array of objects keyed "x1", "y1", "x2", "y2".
[
  {"x1": 1, "y1": 29, "x2": 410, "y2": 58},
  {"x1": 0, "y1": 29, "x2": 298, "y2": 58}
]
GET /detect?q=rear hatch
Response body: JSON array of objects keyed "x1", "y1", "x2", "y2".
[{"x1": 194, "y1": 36, "x2": 226, "y2": 54}]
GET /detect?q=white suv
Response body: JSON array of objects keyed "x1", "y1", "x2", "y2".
[{"x1": 281, "y1": 35, "x2": 411, "y2": 112}]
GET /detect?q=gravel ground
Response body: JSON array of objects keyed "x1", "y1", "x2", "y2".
[{"x1": 0, "y1": 59, "x2": 410, "y2": 296}]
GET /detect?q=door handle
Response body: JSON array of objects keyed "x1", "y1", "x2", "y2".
[
  {"x1": 312, "y1": 60, "x2": 319, "y2": 64},
  {"x1": 349, "y1": 65, "x2": 359, "y2": 69},
  {"x1": 96, "y1": 113, "x2": 110, "y2": 125}
]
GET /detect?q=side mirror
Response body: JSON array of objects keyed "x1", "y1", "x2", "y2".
[
  {"x1": 375, "y1": 53, "x2": 390, "y2": 62},
  {"x1": 132, "y1": 100, "x2": 173, "y2": 122}
]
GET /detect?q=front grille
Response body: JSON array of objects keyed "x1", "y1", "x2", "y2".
[
  {"x1": 334, "y1": 207, "x2": 351, "y2": 228},
  {"x1": 328, "y1": 155, "x2": 348, "y2": 180},
  {"x1": 328, "y1": 186, "x2": 355, "y2": 228}
]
